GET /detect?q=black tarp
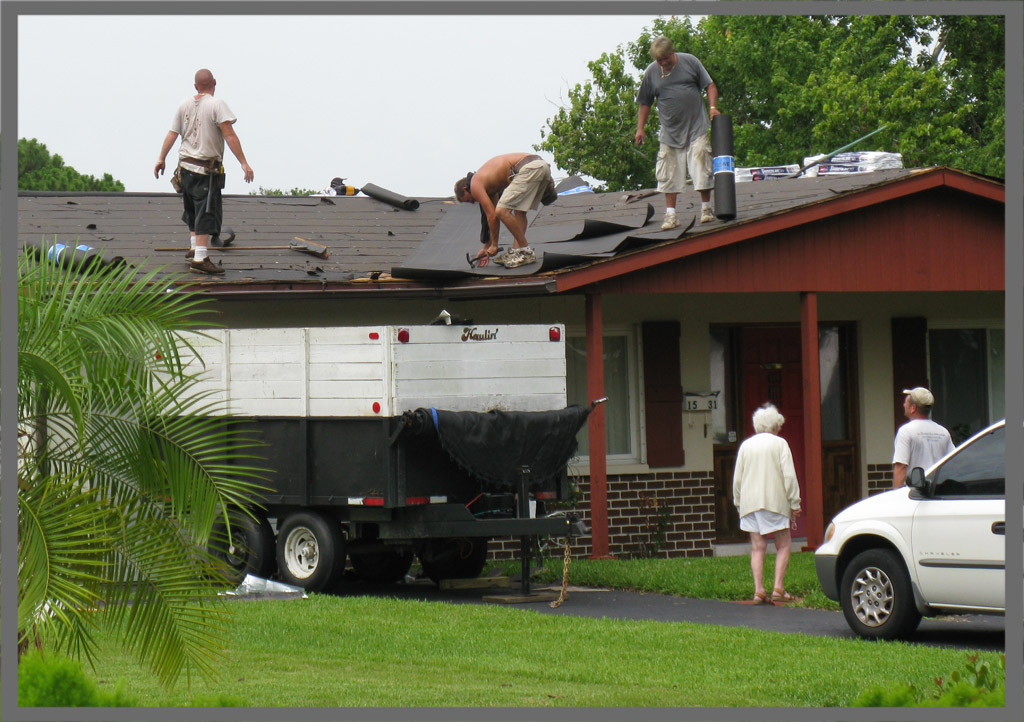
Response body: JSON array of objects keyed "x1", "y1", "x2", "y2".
[{"x1": 404, "y1": 406, "x2": 591, "y2": 493}]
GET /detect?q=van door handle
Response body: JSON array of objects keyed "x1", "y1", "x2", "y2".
[{"x1": 991, "y1": 521, "x2": 1005, "y2": 535}]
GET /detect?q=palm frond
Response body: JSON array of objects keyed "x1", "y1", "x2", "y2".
[
  {"x1": 17, "y1": 474, "x2": 114, "y2": 664},
  {"x1": 17, "y1": 248, "x2": 270, "y2": 686}
]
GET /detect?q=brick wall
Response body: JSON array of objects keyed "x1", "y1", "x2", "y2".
[
  {"x1": 867, "y1": 462, "x2": 893, "y2": 495},
  {"x1": 490, "y1": 469, "x2": 717, "y2": 561}
]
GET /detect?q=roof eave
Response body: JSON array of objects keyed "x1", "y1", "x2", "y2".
[
  {"x1": 175, "y1": 275, "x2": 560, "y2": 301},
  {"x1": 553, "y1": 167, "x2": 1005, "y2": 293}
]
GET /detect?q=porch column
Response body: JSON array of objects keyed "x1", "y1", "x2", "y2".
[
  {"x1": 585, "y1": 292, "x2": 610, "y2": 558},
  {"x1": 800, "y1": 292, "x2": 824, "y2": 549}
]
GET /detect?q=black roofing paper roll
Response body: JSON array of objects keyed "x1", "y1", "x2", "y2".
[
  {"x1": 360, "y1": 183, "x2": 420, "y2": 211},
  {"x1": 711, "y1": 113, "x2": 736, "y2": 221}
]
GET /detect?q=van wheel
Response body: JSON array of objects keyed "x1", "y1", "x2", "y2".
[
  {"x1": 840, "y1": 549, "x2": 922, "y2": 640},
  {"x1": 417, "y1": 537, "x2": 489, "y2": 585},
  {"x1": 350, "y1": 549, "x2": 415, "y2": 584},
  {"x1": 276, "y1": 511, "x2": 345, "y2": 591},
  {"x1": 209, "y1": 509, "x2": 275, "y2": 584}
]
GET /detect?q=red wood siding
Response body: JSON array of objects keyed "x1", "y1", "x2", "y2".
[{"x1": 575, "y1": 190, "x2": 1003, "y2": 295}]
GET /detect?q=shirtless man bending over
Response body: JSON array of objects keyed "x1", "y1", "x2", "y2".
[{"x1": 453, "y1": 152, "x2": 552, "y2": 269}]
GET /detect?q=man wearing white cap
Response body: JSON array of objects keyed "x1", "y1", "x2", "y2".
[{"x1": 892, "y1": 387, "x2": 955, "y2": 488}]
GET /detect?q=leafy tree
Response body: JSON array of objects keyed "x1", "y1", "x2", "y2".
[
  {"x1": 17, "y1": 138, "x2": 126, "y2": 191},
  {"x1": 537, "y1": 15, "x2": 1005, "y2": 190},
  {"x1": 16, "y1": 248, "x2": 268, "y2": 685}
]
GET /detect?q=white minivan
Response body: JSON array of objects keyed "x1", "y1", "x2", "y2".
[{"x1": 815, "y1": 420, "x2": 1007, "y2": 639}]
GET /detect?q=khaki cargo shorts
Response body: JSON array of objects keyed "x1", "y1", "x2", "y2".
[
  {"x1": 655, "y1": 134, "x2": 713, "y2": 193},
  {"x1": 496, "y1": 160, "x2": 551, "y2": 212}
]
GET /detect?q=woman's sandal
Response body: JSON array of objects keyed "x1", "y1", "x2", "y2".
[
  {"x1": 752, "y1": 591, "x2": 774, "y2": 605},
  {"x1": 772, "y1": 589, "x2": 796, "y2": 603}
]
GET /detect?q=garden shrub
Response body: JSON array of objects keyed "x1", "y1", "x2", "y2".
[
  {"x1": 17, "y1": 652, "x2": 136, "y2": 707},
  {"x1": 854, "y1": 653, "x2": 1005, "y2": 707}
]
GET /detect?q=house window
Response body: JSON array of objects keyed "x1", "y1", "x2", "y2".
[
  {"x1": 709, "y1": 327, "x2": 735, "y2": 445},
  {"x1": 928, "y1": 326, "x2": 1004, "y2": 445},
  {"x1": 819, "y1": 326, "x2": 850, "y2": 442},
  {"x1": 566, "y1": 328, "x2": 640, "y2": 461}
]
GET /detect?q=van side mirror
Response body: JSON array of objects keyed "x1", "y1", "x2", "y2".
[{"x1": 906, "y1": 466, "x2": 928, "y2": 493}]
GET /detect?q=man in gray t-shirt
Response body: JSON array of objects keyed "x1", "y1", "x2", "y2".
[{"x1": 635, "y1": 36, "x2": 720, "y2": 229}]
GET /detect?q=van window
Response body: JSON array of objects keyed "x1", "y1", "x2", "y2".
[{"x1": 929, "y1": 426, "x2": 1005, "y2": 497}]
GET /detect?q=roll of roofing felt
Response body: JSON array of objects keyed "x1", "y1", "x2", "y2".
[
  {"x1": 711, "y1": 113, "x2": 736, "y2": 221},
  {"x1": 360, "y1": 183, "x2": 420, "y2": 211}
]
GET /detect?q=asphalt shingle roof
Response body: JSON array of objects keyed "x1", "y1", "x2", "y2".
[{"x1": 17, "y1": 168, "x2": 936, "y2": 292}]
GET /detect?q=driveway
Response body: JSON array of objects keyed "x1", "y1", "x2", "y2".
[{"x1": 330, "y1": 578, "x2": 1005, "y2": 653}]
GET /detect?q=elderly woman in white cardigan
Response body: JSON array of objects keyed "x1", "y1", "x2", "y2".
[{"x1": 732, "y1": 403, "x2": 803, "y2": 605}]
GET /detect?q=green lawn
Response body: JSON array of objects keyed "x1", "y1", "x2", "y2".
[
  {"x1": 73, "y1": 551, "x2": 1001, "y2": 708},
  {"x1": 501, "y1": 550, "x2": 840, "y2": 610}
]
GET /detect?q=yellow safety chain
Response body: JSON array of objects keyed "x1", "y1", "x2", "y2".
[{"x1": 549, "y1": 536, "x2": 572, "y2": 608}]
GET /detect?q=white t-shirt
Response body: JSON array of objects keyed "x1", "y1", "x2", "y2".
[
  {"x1": 892, "y1": 418, "x2": 956, "y2": 472},
  {"x1": 170, "y1": 94, "x2": 237, "y2": 170}
]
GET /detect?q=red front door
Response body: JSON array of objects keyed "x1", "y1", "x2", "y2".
[{"x1": 741, "y1": 326, "x2": 807, "y2": 537}]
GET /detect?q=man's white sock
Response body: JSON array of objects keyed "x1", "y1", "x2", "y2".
[
  {"x1": 194, "y1": 246, "x2": 208, "y2": 262},
  {"x1": 190, "y1": 234, "x2": 197, "y2": 250}
]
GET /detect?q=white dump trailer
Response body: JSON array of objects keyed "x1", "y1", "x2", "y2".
[{"x1": 182, "y1": 324, "x2": 589, "y2": 592}]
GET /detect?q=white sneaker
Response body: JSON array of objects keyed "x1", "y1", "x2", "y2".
[
  {"x1": 503, "y1": 247, "x2": 537, "y2": 268},
  {"x1": 492, "y1": 248, "x2": 515, "y2": 266},
  {"x1": 660, "y1": 213, "x2": 681, "y2": 231},
  {"x1": 700, "y1": 206, "x2": 716, "y2": 224}
]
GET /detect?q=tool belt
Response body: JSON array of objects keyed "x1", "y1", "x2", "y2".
[
  {"x1": 509, "y1": 154, "x2": 543, "y2": 178},
  {"x1": 181, "y1": 156, "x2": 218, "y2": 170}
]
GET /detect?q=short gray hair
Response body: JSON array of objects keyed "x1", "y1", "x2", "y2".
[
  {"x1": 752, "y1": 403, "x2": 785, "y2": 434},
  {"x1": 650, "y1": 36, "x2": 676, "y2": 61}
]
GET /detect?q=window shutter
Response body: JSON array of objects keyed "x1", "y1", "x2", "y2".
[
  {"x1": 891, "y1": 317, "x2": 928, "y2": 431},
  {"x1": 642, "y1": 321, "x2": 684, "y2": 467}
]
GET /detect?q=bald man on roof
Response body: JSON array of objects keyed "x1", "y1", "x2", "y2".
[{"x1": 154, "y1": 68, "x2": 254, "y2": 275}]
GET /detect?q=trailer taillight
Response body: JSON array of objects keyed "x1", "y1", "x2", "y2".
[
  {"x1": 397, "y1": 328, "x2": 410, "y2": 343},
  {"x1": 372, "y1": 402, "x2": 381, "y2": 413},
  {"x1": 369, "y1": 331, "x2": 380, "y2": 340},
  {"x1": 549, "y1": 327, "x2": 561, "y2": 341},
  {"x1": 346, "y1": 497, "x2": 385, "y2": 506}
]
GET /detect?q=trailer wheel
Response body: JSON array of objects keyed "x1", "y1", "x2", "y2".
[
  {"x1": 209, "y1": 509, "x2": 276, "y2": 585},
  {"x1": 276, "y1": 511, "x2": 345, "y2": 591},
  {"x1": 350, "y1": 549, "x2": 415, "y2": 584},
  {"x1": 417, "y1": 537, "x2": 490, "y2": 585}
]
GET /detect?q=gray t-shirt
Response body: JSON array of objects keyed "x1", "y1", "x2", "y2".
[{"x1": 636, "y1": 53, "x2": 714, "y2": 148}]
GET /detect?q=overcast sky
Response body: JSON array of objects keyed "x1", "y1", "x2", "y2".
[{"x1": 17, "y1": 13, "x2": 676, "y2": 197}]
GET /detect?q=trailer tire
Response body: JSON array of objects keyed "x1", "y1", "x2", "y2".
[
  {"x1": 209, "y1": 509, "x2": 276, "y2": 585},
  {"x1": 417, "y1": 537, "x2": 490, "y2": 585},
  {"x1": 350, "y1": 549, "x2": 415, "y2": 584},
  {"x1": 276, "y1": 511, "x2": 345, "y2": 591}
]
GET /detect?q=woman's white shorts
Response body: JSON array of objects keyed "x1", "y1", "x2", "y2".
[{"x1": 739, "y1": 509, "x2": 792, "y2": 535}]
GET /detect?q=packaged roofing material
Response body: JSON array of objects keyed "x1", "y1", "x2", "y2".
[
  {"x1": 735, "y1": 165, "x2": 801, "y2": 182},
  {"x1": 801, "y1": 151, "x2": 903, "y2": 177}
]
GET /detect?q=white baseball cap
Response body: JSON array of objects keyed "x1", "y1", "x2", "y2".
[{"x1": 903, "y1": 387, "x2": 935, "y2": 408}]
